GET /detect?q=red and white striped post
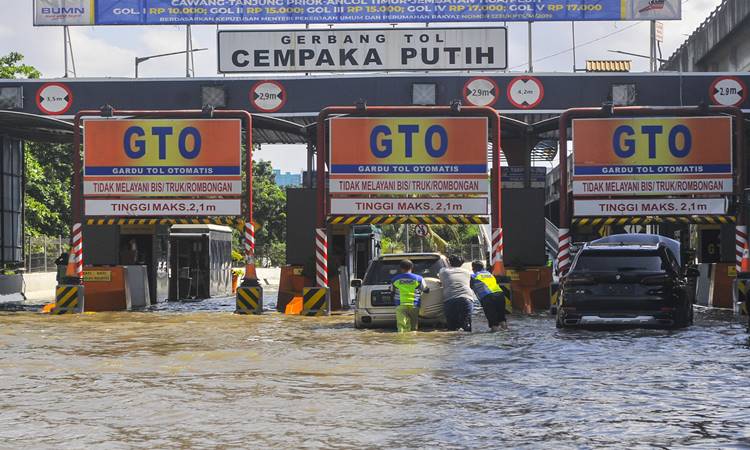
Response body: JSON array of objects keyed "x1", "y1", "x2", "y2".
[
  {"x1": 557, "y1": 228, "x2": 571, "y2": 276},
  {"x1": 315, "y1": 228, "x2": 328, "y2": 288},
  {"x1": 736, "y1": 225, "x2": 747, "y2": 273},
  {"x1": 71, "y1": 222, "x2": 83, "y2": 279},
  {"x1": 243, "y1": 221, "x2": 258, "y2": 281},
  {"x1": 491, "y1": 227, "x2": 504, "y2": 274}
]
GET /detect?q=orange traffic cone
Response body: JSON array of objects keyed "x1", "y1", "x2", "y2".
[
  {"x1": 64, "y1": 247, "x2": 78, "y2": 278},
  {"x1": 241, "y1": 255, "x2": 260, "y2": 287},
  {"x1": 491, "y1": 259, "x2": 506, "y2": 277},
  {"x1": 742, "y1": 246, "x2": 750, "y2": 273}
]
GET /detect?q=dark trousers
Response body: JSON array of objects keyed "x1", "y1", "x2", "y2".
[
  {"x1": 445, "y1": 297, "x2": 473, "y2": 331},
  {"x1": 480, "y1": 292, "x2": 507, "y2": 327}
]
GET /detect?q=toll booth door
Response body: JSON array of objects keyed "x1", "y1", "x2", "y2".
[{"x1": 168, "y1": 235, "x2": 210, "y2": 301}]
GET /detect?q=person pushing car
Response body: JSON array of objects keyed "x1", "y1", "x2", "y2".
[
  {"x1": 390, "y1": 259, "x2": 426, "y2": 332},
  {"x1": 470, "y1": 261, "x2": 508, "y2": 331}
]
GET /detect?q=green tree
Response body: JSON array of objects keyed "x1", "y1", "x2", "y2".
[
  {"x1": 250, "y1": 160, "x2": 287, "y2": 266},
  {"x1": 0, "y1": 52, "x2": 40, "y2": 79},
  {"x1": 24, "y1": 142, "x2": 72, "y2": 237}
]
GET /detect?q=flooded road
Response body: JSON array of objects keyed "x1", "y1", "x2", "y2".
[{"x1": 1, "y1": 305, "x2": 749, "y2": 449}]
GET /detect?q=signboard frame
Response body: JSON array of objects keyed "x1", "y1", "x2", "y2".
[
  {"x1": 571, "y1": 116, "x2": 734, "y2": 198},
  {"x1": 217, "y1": 27, "x2": 508, "y2": 73},
  {"x1": 33, "y1": 0, "x2": 683, "y2": 26}
]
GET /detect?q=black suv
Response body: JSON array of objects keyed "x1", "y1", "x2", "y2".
[{"x1": 557, "y1": 234, "x2": 698, "y2": 329}]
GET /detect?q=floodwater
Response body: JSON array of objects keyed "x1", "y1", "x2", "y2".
[{"x1": 1, "y1": 298, "x2": 750, "y2": 449}]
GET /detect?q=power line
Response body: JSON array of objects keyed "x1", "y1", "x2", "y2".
[{"x1": 509, "y1": 21, "x2": 644, "y2": 70}]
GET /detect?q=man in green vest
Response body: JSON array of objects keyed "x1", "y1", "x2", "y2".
[
  {"x1": 390, "y1": 259, "x2": 426, "y2": 333},
  {"x1": 470, "y1": 261, "x2": 508, "y2": 331}
]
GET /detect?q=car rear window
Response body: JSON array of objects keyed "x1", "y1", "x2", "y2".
[
  {"x1": 364, "y1": 257, "x2": 443, "y2": 285},
  {"x1": 573, "y1": 250, "x2": 665, "y2": 273}
]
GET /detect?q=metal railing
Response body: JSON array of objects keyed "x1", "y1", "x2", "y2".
[{"x1": 24, "y1": 236, "x2": 67, "y2": 273}]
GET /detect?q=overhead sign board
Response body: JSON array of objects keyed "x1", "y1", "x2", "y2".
[
  {"x1": 331, "y1": 198, "x2": 488, "y2": 216},
  {"x1": 218, "y1": 28, "x2": 507, "y2": 73},
  {"x1": 83, "y1": 118, "x2": 243, "y2": 217},
  {"x1": 574, "y1": 198, "x2": 728, "y2": 217},
  {"x1": 34, "y1": 0, "x2": 682, "y2": 26},
  {"x1": 501, "y1": 166, "x2": 546, "y2": 189},
  {"x1": 572, "y1": 117, "x2": 733, "y2": 197},
  {"x1": 329, "y1": 117, "x2": 488, "y2": 197}
]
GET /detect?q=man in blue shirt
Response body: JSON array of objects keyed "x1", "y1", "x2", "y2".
[{"x1": 390, "y1": 259, "x2": 426, "y2": 332}]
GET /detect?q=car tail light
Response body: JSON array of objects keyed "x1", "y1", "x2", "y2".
[{"x1": 641, "y1": 275, "x2": 672, "y2": 286}]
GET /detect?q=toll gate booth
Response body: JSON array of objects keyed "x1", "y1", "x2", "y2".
[
  {"x1": 555, "y1": 106, "x2": 745, "y2": 310},
  {"x1": 168, "y1": 224, "x2": 233, "y2": 301}
]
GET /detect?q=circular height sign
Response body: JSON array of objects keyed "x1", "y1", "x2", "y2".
[
  {"x1": 250, "y1": 80, "x2": 286, "y2": 113},
  {"x1": 36, "y1": 82, "x2": 73, "y2": 115},
  {"x1": 709, "y1": 76, "x2": 747, "y2": 107},
  {"x1": 507, "y1": 76, "x2": 544, "y2": 109},
  {"x1": 463, "y1": 77, "x2": 498, "y2": 107}
]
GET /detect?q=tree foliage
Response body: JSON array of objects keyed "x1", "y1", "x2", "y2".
[
  {"x1": 250, "y1": 160, "x2": 287, "y2": 266},
  {"x1": 24, "y1": 142, "x2": 72, "y2": 237},
  {"x1": 0, "y1": 52, "x2": 41, "y2": 79}
]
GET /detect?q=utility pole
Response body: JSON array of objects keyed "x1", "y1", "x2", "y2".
[
  {"x1": 528, "y1": 21, "x2": 534, "y2": 72},
  {"x1": 649, "y1": 20, "x2": 657, "y2": 72},
  {"x1": 62, "y1": 26, "x2": 77, "y2": 77},
  {"x1": 186, "y1": 25, "x2": 194, "y2": 77},
  {"x1": 571, "y1": 21, "x2": 577, "y2": 72}
]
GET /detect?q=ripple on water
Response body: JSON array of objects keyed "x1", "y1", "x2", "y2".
[{"x1": 0, "y1": 309, "x2": 749, "y2": 448}]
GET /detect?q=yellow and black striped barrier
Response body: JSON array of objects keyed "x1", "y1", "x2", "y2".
[
  {"x1": 86, "y1": 218, "x2": 245, "y2": 228},
  {"x1": 301, "y1": 287, "x2": 329, "y2": 317},
  {"x1": 328, "y1": 215, "x2": 488, "y2": 225},
  {"x1": 51, "y1": 285, "x2": 84, "y2": 315},
  {"x1": 497, "y1": 276, "x2": 513, "y2": 314},
  {"x1": 236, "y1": 286, "x2": 263, "y2": 315},
  {"x1": 573, "y1": 216, "x2": 735, "y2": 226}
]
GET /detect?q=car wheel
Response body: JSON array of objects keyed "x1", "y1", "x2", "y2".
[{"x1": 354, "y1": 318, "x2": 362, "y2": 329}]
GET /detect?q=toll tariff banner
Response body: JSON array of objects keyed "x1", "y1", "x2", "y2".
[
  {"x1": 218, "y1": 28, "x2": 507, "y2": 73},
  {"x1": 572, "y1": 117, "x2": 733, "y2": 197},
  {"x1": 574, "y1": 198, "x2": 728, "y2": 217},
  {"x1": 83, "y1": 118, "x2": 242, "y2": 199},
  {"x1": 329, "y1": 117, "x2": 488, "y2": 196},
  {"x1": 33, "y1": 0, "x2": 681, "y2": 26}
]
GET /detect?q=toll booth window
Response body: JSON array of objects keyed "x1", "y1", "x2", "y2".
[
  {"x1": 573, "y1": 251, "x2": 665, "y2": 273},
  {"x1": 364, "y1": 257, "x2": 443, "y2": 285}
]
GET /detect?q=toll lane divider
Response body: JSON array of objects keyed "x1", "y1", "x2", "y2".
[
  {"x1": 52, "y1": 285, "x2": 84, "y2": 314},
  {"x1": 572, "y1": 216, "x2": 735, "y2": 226},
  {"x1": 236, "y1": 286, "x2": 263, "y2": 315},
  {"x1": 86, "y1": 218, "x2": 245, "y2": 228},
  {"x1": 328, "y1": 215, "x2": 488, "y2": 225},
  {"x1": 301, "y1": 287, "x2": 329, "y2": 317}
]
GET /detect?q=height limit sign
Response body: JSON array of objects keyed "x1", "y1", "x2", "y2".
[
  {"x1": 250, "y1": 80, "x2": 286, "y2": 113},
  {"x1": 463, "y1": 77, "x2": 498, "y2": 107}
]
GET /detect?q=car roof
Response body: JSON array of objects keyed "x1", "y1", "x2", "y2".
[
  {"x1": 378, "y1": 253, "x2": 444, "y2": 260},
  {"x1": 583, "y1": 244, "x2": 661, "y2": 251},
  {"x1": 589, "y1": 233, "x2": 680, "y2": 264}
]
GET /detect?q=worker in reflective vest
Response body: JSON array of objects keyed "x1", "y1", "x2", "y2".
[
  {"x1": 391, "y1": 259, "x2": 426, "y2": 333},
  {"x1": 470, "y1": 261, "x2": 508, "y2": 331}
]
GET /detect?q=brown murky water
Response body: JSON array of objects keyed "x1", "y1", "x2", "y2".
[{"x1": 1, "y1": 303, "x2": 750, "y2": 449}]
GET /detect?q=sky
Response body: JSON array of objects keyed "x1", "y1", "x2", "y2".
[{"x1": 0, "y1": 0, "x2": 726, "y2": 171}]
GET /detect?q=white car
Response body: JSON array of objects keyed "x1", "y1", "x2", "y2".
[{"x1": 352, "y1": 253, "x2": 448, "y2": 329}]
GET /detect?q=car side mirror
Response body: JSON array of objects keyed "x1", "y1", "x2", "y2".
[
  {"x1": 351, "y1": 278, "x2": 362, "y2": 288},
  {"x1": 684, "y1": 267, "x2": 700, "y2": 278}
]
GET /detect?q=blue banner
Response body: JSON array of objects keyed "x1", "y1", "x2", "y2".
[{"x1": 34, "y1": 0, "x2": 682, "y2": 25}]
